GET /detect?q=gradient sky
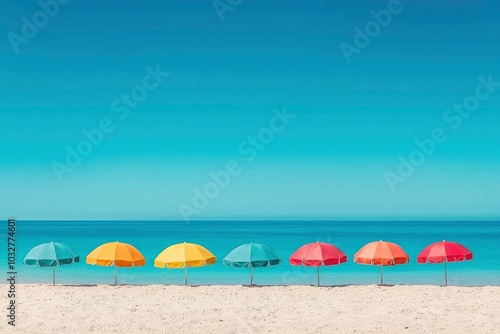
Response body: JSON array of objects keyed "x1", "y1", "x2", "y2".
[{"x1": 1, "y1": 0, "x2": 499, "y2": 220}]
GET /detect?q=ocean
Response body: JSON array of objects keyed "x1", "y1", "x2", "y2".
[{"x1": 3, "y1": 220, "x2": 499, "y2": 286}]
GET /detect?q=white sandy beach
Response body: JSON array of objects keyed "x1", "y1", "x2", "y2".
[{"x1": 2, "y1": 284, "x2": 499, "y2": 334}]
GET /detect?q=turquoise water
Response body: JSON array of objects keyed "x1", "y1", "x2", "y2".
[{"x1": 2, "y1": 221, "x2": 499, "y2": 286}]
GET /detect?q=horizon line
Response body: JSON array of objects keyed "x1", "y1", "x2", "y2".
[{"x1": 9, "y1": 219, "x2": 500, "y2": 222}]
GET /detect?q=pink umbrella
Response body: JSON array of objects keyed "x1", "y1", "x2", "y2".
[
  {"x1": 289, "y1": 241, "x2": 347, "y2": 286},
  {"x1": 417, "y1": 240, "x2": 473, "y2": 286}
]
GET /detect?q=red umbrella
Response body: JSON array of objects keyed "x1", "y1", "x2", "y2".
[
  {"x1": 417, "y1": 240, "x2": 473, "y2": 286},
  {"x1": 289, "y1": 241, "x2": 347, "y2": 286}
]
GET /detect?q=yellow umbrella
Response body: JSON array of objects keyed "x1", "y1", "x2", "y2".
[
  {"x1": 154, "y1": 242, "x2": 216, "y2": 285},
  {"x1": 86, "y1": 241, "x2": 146, "y2": 285}
]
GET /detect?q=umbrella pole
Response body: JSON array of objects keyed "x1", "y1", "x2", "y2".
[
  {"x1": 250, "y1": 267, "x2": 254, "y2": 286},
  {"x1": 317, "y1": 267, "x2": 320, "y2": 287},
  {"x1": 380, "y1": 266, "x2": 384, "y2": 285},
  {"x1": 444, "y1": 259, "x2": 448, "y2": 287},
  {"x1": 184, "y1": 266, "x2": 188, "y2": 286},
  {"x1": 115, "y1": 266, "x2": 118, "y2": 285},
  {"x1": 52, "y1": 267, "x2": 55, "y2": 286}
]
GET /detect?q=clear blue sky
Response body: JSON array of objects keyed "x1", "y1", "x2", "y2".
[{"x1": 1, "y1": 0, "x2": 499, "y2": 220}]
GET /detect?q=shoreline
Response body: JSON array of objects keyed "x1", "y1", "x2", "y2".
[
  {"x1": 3, "y1": 282, "x2": 500, "y2": 287},
  {"x1": 3, "y1": 284, "x2": 499, "y2": 333}
]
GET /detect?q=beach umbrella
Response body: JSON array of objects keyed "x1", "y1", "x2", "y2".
[
  {"x1": 223, "y1": 243, "x2": 281, "y2": 286},
  {"x1": 417, "y1": 240, "x2": 473, "y2": 286},
  {"x1": 154, "y1": 242, "x2": 216, "y2": 285},
  {"x1": 24, "y1": 241, "x2": 79, "y2": 285},
  {"x1": 353, "y1": 240, "x2": 409, "y2": 285},
  {"x1": 289, "y1": 241, "x2": 347, "y2": 286},
  {"x1": 86, "y1": 241, "x2": 145, "y2": 285}
]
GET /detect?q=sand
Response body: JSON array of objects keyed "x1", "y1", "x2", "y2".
[{"x1": 2, "y1": 284, "x2": 499, "y2": 334}]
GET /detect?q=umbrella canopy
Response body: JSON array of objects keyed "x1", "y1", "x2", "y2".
[
  {"x1": 154, "y1": 242, "x2": 216, "y2": 285},
  {"x1": 24, "y1": 241, "x2": 79, "y2": 285},
  {"x1": 223, "y1": 243, "x2": 281, "y2": 285},
  {"x1": 86, "y1": 241, "x2": 145, "y2": 285},
  {"x1": 289, "y1": 241, "x2": 347, "y2": 286},
  {"x1": 354, "y1": 240, "x2": 409, "y2": 285},
  {"x1": 417, "y1": 240, "x2": 473, "y2": 286}
]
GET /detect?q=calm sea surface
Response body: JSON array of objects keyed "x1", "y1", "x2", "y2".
[{"x1": 2, "y1": 221, "x2": 499, "y2": 286}]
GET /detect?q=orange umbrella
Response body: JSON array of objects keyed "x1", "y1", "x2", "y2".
[
  {"x1": 354, "y1": 240, "x2": 409, "y2": 285},
  {"x1": 86, "y1": 241, "x2": 146, "y2": 285}
]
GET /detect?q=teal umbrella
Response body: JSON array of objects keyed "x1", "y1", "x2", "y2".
[
  {"x1": 223, "y1": 243, "x2": 281, "y2": 285},
  {"x1": 24, "y1": 242, "x2": 79, "y2": 285}
]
